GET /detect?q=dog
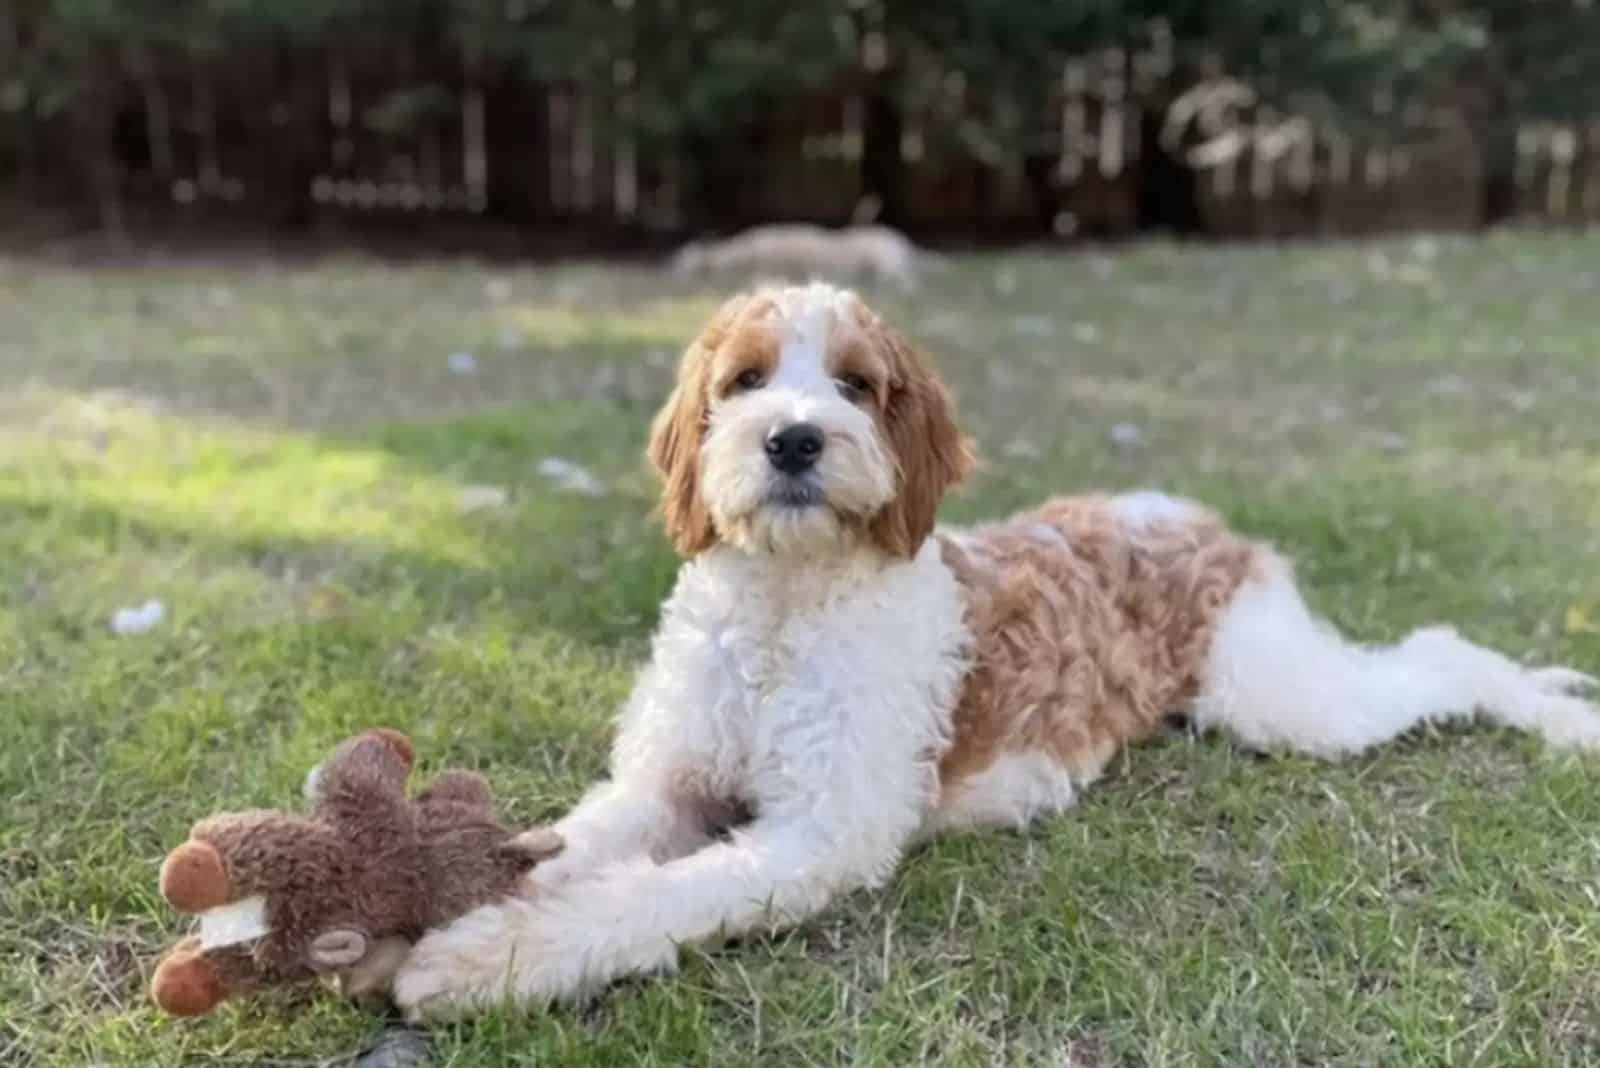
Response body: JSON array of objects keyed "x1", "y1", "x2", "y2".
[
  {"x1": 393, "y1": 282, "x2": 1600, "y2": 1018},
  {"x1": 670, "y1": 224, "x2": 931, "y2": 289}
]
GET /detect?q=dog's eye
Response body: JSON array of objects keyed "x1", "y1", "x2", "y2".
[
  {"x1": 835, "y1": 373, "x2": 871, "y2": 400},
  {"x1": 733, "y1": 369, "x2": 764, "y2": 391}
]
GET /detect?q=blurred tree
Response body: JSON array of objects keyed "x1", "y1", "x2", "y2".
[
  {"x1": 1155, "y1": 0, "x2": 1600, "y2": 222},
  {"x1": 449, "y1": 0, "x2": 851, "y2": 223},
  {"x1": 1405, "y1": 0, "x2": 1600, "y2": 220}
]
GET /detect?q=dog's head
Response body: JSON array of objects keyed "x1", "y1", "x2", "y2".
[{"x1": 649, "y1": 283, "x2": 974, "y2": 559}]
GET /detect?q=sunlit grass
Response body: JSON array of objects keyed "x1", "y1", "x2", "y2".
[{"x1": 498, "y1": 295, "x2": 720, "y2": 349}]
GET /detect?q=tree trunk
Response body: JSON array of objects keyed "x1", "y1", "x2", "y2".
[
  {"x1": 1021, "y1": 152, "x2": 1060, "y2": 235},
  {"x1": 680, "y1": 125, "x2": 749, "y2": 232},
  {"x1": 1469, "y1": 30, "x2": 1520, "y2": 226},
  {"x1": 1478, "y1": 120, "x2": 1518, "y2": 225},
  {"x1": 0, "y1": 3, "x2": 29, "y2": 202},
  {"x1": 1136, "y1": 103, "x2": 1203, "y2": 236},
  {"x1": 126, "y1": 43, "x2": 175, "y2": 182},
  {"x1": 193, "y1": 65, "x2": 221, "y2": 193},
  {"x1": 860, "y1": 75, "x2": 906, "y2": 227},
  {"x1": 262, "y1": 43, "x2": 320, "y2": 229},
  {"x1": 77, "y1": 54, "x2": 128, "y2": 249}
]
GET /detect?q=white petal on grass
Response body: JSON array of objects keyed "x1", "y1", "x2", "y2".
[
  {"x1": 1010, "y1": 316, "x2": 1056, "y2": 337},
  {"x1": 1002, "y1": 438, "x2": 1042, "y2": 460},
  {"x1": 1377, "y1": 431, "x2": 1411, "y2": 453},
  {"x1": 447, "y1": 352, "x2": 478, "y2": 375},
  {"x1": 538, "y1": 458, "x2": 606, "y2": 497},
  {"x1": 1109, "y1": 422, "x2": 1145, "y2": 450},
  {"x1": 458, "y1": 485, "x2": 511, "y2": 513},
  {"x1": 1507, "y1": 390, "x2": 1538, "y2": 413},
  {"x1": 111, "y1": 599, "x2": 166, "y2": 635},
  {"x1": 1424, "y1": 374, "x2": 1469, "y2": 398}
]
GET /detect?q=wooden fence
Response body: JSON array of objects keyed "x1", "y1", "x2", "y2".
[{"x1": 3, "y1": 37, "x2": 1596, "y2": 245}]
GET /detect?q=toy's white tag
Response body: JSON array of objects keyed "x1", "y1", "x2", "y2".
[{"x1": 199, "y1": 894, "x2": 271, "y2": 949}]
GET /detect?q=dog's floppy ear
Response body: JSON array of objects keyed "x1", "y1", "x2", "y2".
[
  {"x1": 861, "y1": 312, "x2": 975, "y2": 557},
  {"x1": 648, "y1": 294, "x2": 748, "y2": 556}
]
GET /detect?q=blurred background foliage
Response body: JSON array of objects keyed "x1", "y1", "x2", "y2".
[{"x1": 5, "y1": 1, "x2": 1600, "y2": 246}]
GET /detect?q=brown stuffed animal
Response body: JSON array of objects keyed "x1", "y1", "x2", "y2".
[{"x1": 150, "y1": 729, "x2": 562, "y2": 1016}]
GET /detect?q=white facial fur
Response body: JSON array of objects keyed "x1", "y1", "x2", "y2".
[{"x1": 698, "y1": 284, "x2": 896, "y2": 556}]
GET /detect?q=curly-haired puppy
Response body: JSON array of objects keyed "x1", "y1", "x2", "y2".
[{"x1": 395, "y1": 282, "x2": 1599, "y2": 1017}]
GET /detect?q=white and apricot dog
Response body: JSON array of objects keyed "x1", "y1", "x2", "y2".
[{"x1": 395, "y1": 282, "x2": 1600, "y2": 1018}]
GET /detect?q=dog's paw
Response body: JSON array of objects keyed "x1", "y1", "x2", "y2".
[
  {"x1": 518, "y1": 840, "x2": 596, "y2": 893},
  {"x1": 1530, "y1": 666, "x2": 1599, "y2": 696},
  {"x1": 391, "y1": 912, "x2": 540, "y2": 1022},
  {"x1": 394, "y1": 868, "x2": 684, "y2": 1021},
  {"x1": 391, "y1": 931, "x2": 503, "y2": 1023},
  {"x1": 391, "y1": 898, "x2": 586, "y2": 1022}
]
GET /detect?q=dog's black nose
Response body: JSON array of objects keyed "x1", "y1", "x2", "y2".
[{"x1": 765, "y1": 423, "x2": 824, "y2": 475}]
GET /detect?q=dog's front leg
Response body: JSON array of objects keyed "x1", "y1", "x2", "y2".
[
  {"x1": 394, "y1": 795, "x2": 921, "y2": 1019},
  {"x1": 515, "y1": 777, "x2": 714, "y2": 891}
]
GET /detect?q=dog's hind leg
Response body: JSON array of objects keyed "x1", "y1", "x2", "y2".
[{"x1": 1192, "y1": 553, "x2": 1600, "y2": 757}]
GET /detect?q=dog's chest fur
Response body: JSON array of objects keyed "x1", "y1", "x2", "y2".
[{"x1": 616, "y1": 541, "x2": 971, "y2": 813}]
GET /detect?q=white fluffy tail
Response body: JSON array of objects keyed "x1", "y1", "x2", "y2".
[{"x1": 1195, "y1": 557, "x2": 1600, "y2": 757}]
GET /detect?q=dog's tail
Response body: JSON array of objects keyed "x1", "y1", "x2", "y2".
[{"x1": 1194, "y1": 554, "x2": 1600, "y2": 757}]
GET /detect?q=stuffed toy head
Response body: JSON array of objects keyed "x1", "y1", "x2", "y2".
[{"x1": 150, "y1": 729, "x2": 561, "y2": 1016}]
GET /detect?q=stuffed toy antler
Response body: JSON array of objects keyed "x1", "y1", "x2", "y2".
[{"x1": 150, "y1": 729, "x2": 561, "y2": 1016}]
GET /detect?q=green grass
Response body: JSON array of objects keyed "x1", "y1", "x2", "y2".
[{"x1": 3, "y1": 231, "x2": 1599, "y2": 1066}]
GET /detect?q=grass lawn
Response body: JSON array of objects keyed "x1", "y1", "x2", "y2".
[{"x1": 3, "y1": 231, "x2": 1600, "y2": 1067}]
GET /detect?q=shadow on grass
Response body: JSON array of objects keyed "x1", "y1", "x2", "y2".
[{"x1": 2, "y1": 489, "x2": 675, "y2": 648}]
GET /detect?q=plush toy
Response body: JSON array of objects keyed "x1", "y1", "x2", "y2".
[{"x1": 150, "y1": 729, "x2": 562, "y2": 1016}]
